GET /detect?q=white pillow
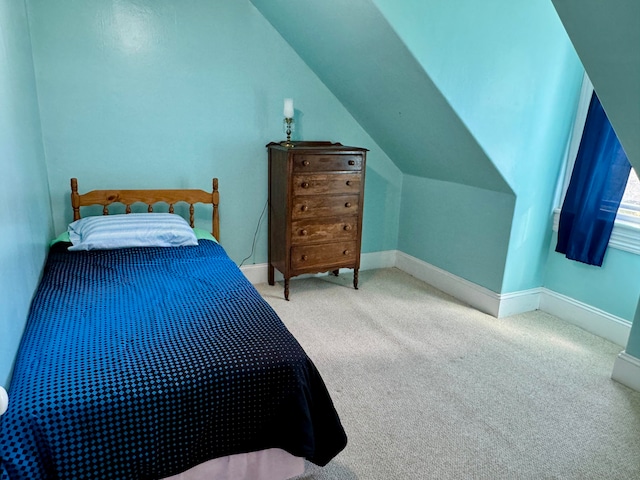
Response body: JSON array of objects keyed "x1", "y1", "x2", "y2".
[{"x1": 68, "y1": 213, "x2": 198, "y2": 251}]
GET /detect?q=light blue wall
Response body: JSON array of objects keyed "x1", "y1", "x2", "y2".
[
  {"x1": 26, "y1": 0, "x2": 401, "y2": 265},
  {"x1": 0, "y1": 0, "x2": 53, "y2": 387},
  {"x1": 545, "y1": 237, "x2": 640, "y2": 322},
  {"x1": 373, "y1": 0, "x2": 583, "y2": 294},
  {"x1": 251, "y1": 0, "x2": 510, "y2": 196},
  {"x1": 399, "y1": 177, "x2": 514, "y2": 292},
  {"x1": 552, "y1": 0, "x2": 640, "y2": 165}
]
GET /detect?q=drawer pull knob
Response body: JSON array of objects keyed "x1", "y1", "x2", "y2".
[
  {"x1": 301, "y1": 205, "x2": 308, "y2": 212},
  {"x1": 301, "y1": 182, "x2": 309, "y2": 188},
  {"x1": 301, "y1": 229, "x2": 308, "y2": 236},
  {"x1": 346, "y1": 180, "x2": 353, "y2": 186},
  {"x1": 348, "y1": 160, "x2": 355, "y2": 165},
  {"x1": 302, "y1": 160, "x2": 310, "y2": 166},
  {"x1": 344, "y1": 225, "x2": 352, "y2": 231},
  {"x1": 301, "y1": 255, "x2": 308, "y2": 261},
  {"x1": 345, "y1": 202, "x2": 352, "y2": 208},
  {"x1": 343, "y1": 250, "x2": 350, "y2": 255}
]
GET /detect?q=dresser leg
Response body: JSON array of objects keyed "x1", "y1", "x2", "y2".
[
  {"x1": 353, "y1": 269, "x2": 359, "y2": 290},
  {"x1": 332, "y1": 269, "x2": 339, "y2": 276},
  {"x1": 268, "y1": 264, "x2": 275, "y2": 286},
  {"x1": 284, "y1": 279, "x2": 290, "y2": 301}
]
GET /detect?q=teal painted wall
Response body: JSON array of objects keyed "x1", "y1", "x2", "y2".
[
  {"x1": 552, "y1": 0, "x2": 640, "y2": 165},
  {"x1": 0, "y1": 0, "x2": 53, "y2": 387},
  {"x1": 26, "y1": 0, "x2": 401, "y2": 265},
  {"x1": 399, "y1": 177, "x2": 514, "y2": 292},
  {"x1": 545, "y1": 236, "x2": 640, "y2": 322},
  {"x1": 373, "y1": 0, "x2": 583, "y2": 293},
  {"x1": 251, "y1": 0, "x2": 510, "y2": 195}
]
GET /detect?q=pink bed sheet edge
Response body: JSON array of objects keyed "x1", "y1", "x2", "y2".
[{"x1": 161, "y1": 448, "x2": 305, "y2": 480}]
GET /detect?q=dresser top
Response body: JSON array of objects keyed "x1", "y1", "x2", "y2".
[{"x1": 266, "y1": 141, "x2": 368, "y2": 153}]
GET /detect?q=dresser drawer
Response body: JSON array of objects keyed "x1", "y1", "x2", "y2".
[
  {"x1": 293, "y1": 173, "x2": 361, "y2": 195},
  {"x1": 293, "y1": 154, "x2": 362, "y2": 172},
  {"x1": 291, "y1": 217, "x2": 358, "y2": 245},
  {"x1": 291, "y1": 242, "x2": 358, "y2": 270},
  {"x1": 292, "y1": 194, "x2": 360, "y2": 220}
]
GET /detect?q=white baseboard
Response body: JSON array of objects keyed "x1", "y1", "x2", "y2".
[
  {"x1": 394, "y1": 252, "x2": 542, "y2": 319},
  {"x1": 539, "y1": 289, "x2": 631, "y2": 347},
  {"x1": 394, "y1": 251, "x2": 501, "y2": 317},
  {"x1": 394, "y1": 251, "x2": 631, "y2": 346},
  {"x1": 238, "y1": 263, "x2": 268, "y2": 286},
  {"x1": 242, "y1": 250, "x2": 632, "y2": 348},
  {"x1": 496, "y1": 288, "x2": 542, "y2": 318},
  {"x1": 612, "y1": 351, "x2": 640, "y2": 392},
  {"x1": 396, "y1": 252, "x2": 541, "y2": 318}
]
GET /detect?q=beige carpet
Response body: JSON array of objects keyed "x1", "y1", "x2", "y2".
[{"x1": 256, "y1": 268, "x2": 640, "y2": 479}]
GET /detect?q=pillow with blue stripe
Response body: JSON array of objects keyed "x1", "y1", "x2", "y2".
[{"x1": 68, "y1": 213, "x2": 198, "y2": 251}]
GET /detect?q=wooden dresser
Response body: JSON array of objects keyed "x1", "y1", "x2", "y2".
[{"x1": 267, "y1": 141, "x2": 367, "y2": 300}]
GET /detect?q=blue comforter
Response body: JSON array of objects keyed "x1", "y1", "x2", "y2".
[{"x1": 0, "y1": 240, "x2": 346, "y2": 479}]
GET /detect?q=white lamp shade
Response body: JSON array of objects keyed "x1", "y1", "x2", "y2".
[{"x1": 284, "y1": 98, "x2": 294, "y2": 118}]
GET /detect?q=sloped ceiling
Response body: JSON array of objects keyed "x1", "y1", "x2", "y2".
[
  {"x1": 250, "y1": 0, "x2": 511, "y2": 194},
  {"x1": 551, "y1": 0, "x2": 640, "y2": 165}
]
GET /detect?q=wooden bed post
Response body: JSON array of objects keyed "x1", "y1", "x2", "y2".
[
  {"x1": 212, "y1": 178, "x2": 220, "y2": 242},
  {"x1": 70, "y1": 178, "x2": 80, "y2": 221}
]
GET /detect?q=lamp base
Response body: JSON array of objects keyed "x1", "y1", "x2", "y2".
[{"x1": 282, "y1": 117, "x2": 294, "y2": 147}]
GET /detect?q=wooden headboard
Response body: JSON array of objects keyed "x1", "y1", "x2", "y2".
[{"x1": 70, "y1": 178, "x2": 220, "y2": 241}]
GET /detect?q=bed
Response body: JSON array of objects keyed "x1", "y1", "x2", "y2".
[{"x1": 0, "y1": 178, "x2": 347, "y2": 480}]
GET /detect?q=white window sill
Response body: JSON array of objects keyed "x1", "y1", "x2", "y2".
[{"x1": 552, "y1": 208, "x2": 640, "y2": 256}]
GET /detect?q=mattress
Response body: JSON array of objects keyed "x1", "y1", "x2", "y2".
[{"x1": 0, "y1": 240, "x2": 346, "y2": 479}]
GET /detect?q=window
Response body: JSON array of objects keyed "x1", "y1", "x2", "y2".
[
  {"x1": 554, "y1": 72, "x2": 639, "y2": 254},
  {"x1": 619, "y1": 168, "x2": 640, "y2": 220}
]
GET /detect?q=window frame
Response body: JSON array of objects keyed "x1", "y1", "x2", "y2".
[{"x1": 553, "y1": 72, "x2": 640, "y2": 255}]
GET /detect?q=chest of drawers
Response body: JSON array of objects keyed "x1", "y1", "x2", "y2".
[{"x1": 267, "y1": 141, "x2": 367, "y2": 300}]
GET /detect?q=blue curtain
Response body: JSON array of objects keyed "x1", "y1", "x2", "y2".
[{"x1": 556, "y1": 92, "x2": 631, "y2": 266}]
